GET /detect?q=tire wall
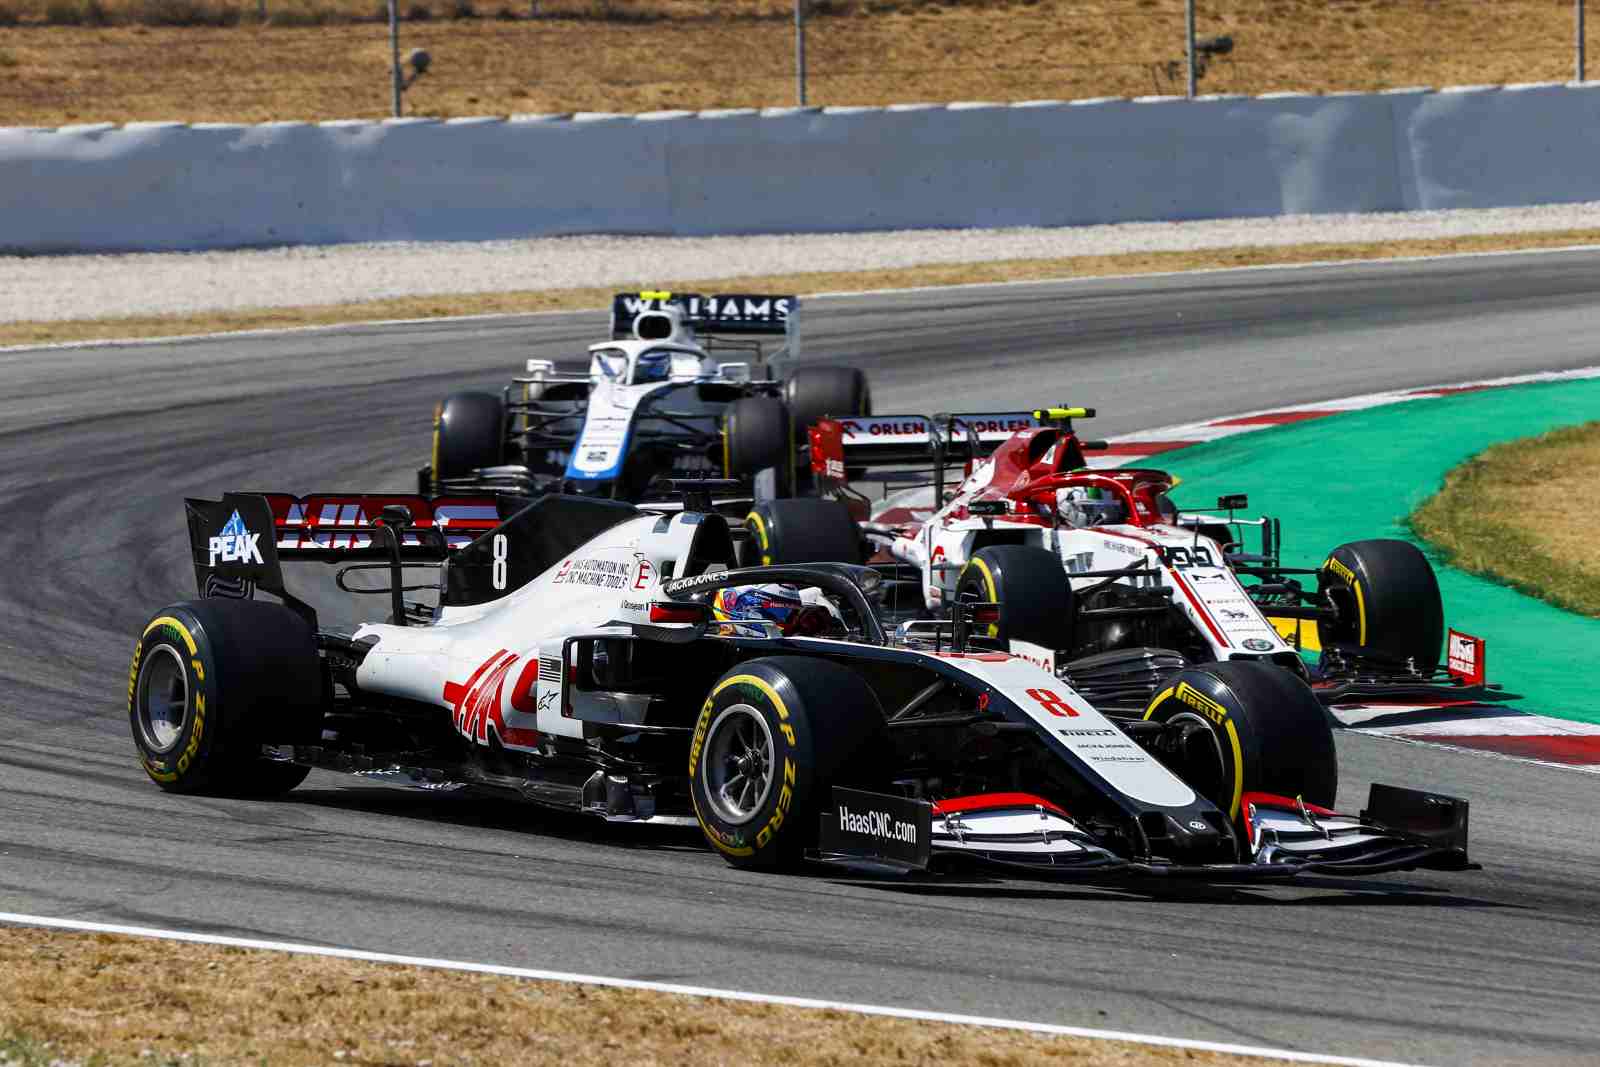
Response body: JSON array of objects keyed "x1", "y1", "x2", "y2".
[{"x1": 4, "y1": 83, "x2": 1599, "y2": 253}]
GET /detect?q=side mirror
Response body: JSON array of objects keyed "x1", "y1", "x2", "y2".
[{"x1": 1217, "y1": 494, "x2": 1248, "y2": 511}]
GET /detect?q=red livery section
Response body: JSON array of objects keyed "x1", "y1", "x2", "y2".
[
  {"x1": 931, "y1": 792, "x2": 1072, "y2": 820},
  {"x1": 443, "y1": 648, "x2": 542, "y2": 749}
]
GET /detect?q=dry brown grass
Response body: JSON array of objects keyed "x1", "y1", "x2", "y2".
[
  {"x1": 1412, "y1": 421, "x2": 1600, "y2": 618},
  {"x1": 0, "y1": 924, "x2": 1295, "y2": 1066},
  {"x1": 0, "y1": 0, "x2": 1589, "y2": 127},
  {"x1": 7, "y1": 227, "x2": 1600, "y2": 348}
]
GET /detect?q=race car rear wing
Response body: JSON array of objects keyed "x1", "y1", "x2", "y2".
[
  {"x1": 185, "y1": 492, "x2": 507, "y2": 624},
  {"x1": 811, "y1": 412, "x2": 1042, "y2": 468},
  {"x1": 186, "y1": 491, "x2": 638, "y2": 627},
  {"x1": 808, "y1": 408, "x2": 1106, "y2": 499},
  {"x1": 609, "y1": 291, "x2": 798, "y2": 339}
]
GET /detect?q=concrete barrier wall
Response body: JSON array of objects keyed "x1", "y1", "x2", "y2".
[{"x1": 4, "y1": 83, "x2": 1599, "y2": 253}]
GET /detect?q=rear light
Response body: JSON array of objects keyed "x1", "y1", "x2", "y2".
[{"x1": 649, "y1": 601, "x2": 708, "y2": 625}]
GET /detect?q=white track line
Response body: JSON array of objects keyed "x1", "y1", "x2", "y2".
[
  {"x1": 8, "y1": 238, "x2": 1600, "y2": 355},
  {"x1": 0, "y1": 912, "x2": 1425, "y2": 1067}
]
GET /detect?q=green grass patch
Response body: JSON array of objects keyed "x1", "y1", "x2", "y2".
[
  {"x1": 0, "y1": 1030, "x2": 67, "y2": 1067},
  {"x1": 1412, "y1": 421, "x2": 1600, "y2": 619}
]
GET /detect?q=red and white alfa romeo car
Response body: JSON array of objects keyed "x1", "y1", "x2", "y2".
[{"x1": 745, "y1": 406, "x2": 1505, "y2": 714}]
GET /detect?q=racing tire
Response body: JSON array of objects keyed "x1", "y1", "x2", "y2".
[
  {"x1": 129, "y1": 600, "x2": 323, "y2": 797},
  {"x1": 744, "y1": 499, "x2": 863, "y2": 567},
  {"x1": 724, "y1": 396, "x2": 792, "y2": 479},
  {"x1": 1318, "y1": 539, "x2": 1444, "y2": 673},
  {"x1": 784, "y1": 365, "x2": 871, "y2": 441},
  {"x1": 1142, "y1": 660, "x2": 1337, "y2": 823},
  {"x1": 956, "y1": 545, "x2": 1074, "y2": 650},
  {"x1": 689, "y1": 656, "x2": 887, "y2": 871},
  {"x1": 432, "y1": 391, "x2": 505, "y2": 482}
]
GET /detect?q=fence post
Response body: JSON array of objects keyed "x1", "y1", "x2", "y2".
[
  {"x1": 1185, "y1": 0, "x2": 1197, "y2": 98},
  {"x1": 388, "y1": 0, "x2": 403, "y2": 117},
  {"x1": 1579, "y1": 0, "x2": 1587, "y2": 82},
  {"x1": 795, "y1": 0, "x2": 808, "y2": 106}
]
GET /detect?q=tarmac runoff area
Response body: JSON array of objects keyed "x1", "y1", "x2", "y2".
[{"x1": 8, "y1": 200, "x2": 1600, "y2": 322}]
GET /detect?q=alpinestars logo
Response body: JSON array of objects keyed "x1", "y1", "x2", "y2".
[{"x1": 209, "y1": 510, "x2": 263, "y2": 567}]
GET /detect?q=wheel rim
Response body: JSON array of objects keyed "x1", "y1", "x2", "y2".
[
  {"x1": 136, "y1": 644, "x2": 190, "y2": 753},
  {"x1": 1164, "y1": 710, "x2": 1228, "y2": 808},
  {"x1": 701, "y1": 703, "x2": 776, "y2": 826},
  {"x1": 1321, "y1": 585, "x2": 1359, "y2": 643}
]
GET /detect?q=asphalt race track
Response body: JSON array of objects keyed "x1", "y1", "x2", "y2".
[{"x1": 5, "y1": 250, "x2": 1600, "y2": 1065}]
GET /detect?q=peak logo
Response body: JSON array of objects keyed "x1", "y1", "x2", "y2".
[{"x1": 208, "y1": 510, "x2": 263, "y2": 567}]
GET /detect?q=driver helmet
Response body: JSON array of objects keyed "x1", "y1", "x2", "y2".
[
  {"x1": 1056, "y1": 486, "x2": 1127, "y2": 527},
  {"x1": 633, "y1": 349, "x2": 673, "y2": 384},
  {"x1": 712, "y1": 583, "x2": 842, "y2": 637}
]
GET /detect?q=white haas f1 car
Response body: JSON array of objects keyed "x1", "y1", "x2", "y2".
[
  {"x1": 419, "y1": 292, "x2": 869, "y2": 505},
  {"x1": 746, "y1": 406, "x2": 1509, "y2": 714},
  {"x1": 127, "y1": 484, "x2": 1473, "y2": 881}
]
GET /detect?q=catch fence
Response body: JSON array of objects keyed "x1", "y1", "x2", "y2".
[{"x1": 0, "y1": 1, "x2": 1593, "y2": 126}]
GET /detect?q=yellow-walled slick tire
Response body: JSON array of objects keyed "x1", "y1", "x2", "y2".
[
  {"x1": 432, "y1": 390, "x2": 505, "y2": 482},
  {"x1": 742, "y1": 498, "x2": 862, "y2": 567},
  {"x1": 1142, "y1": 660, "x2": 1336, "y2": 824},
  {"x1": 129, "y1": 600, "x2": 321, "y2": 797},
  {"x1": 689, "y1": 656, "x2": 885, "y2": 871},
  {"x1": 956, "y1": 544, "x2": 1073, "y2": 649},
  {"x1": 1318, "y1": 539, "x2": 1444, "y2": 673}
]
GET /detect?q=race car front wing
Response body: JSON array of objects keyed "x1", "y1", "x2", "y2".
[{"x1": 813, "y1": 783, "x2": 1472, "y2": 881}]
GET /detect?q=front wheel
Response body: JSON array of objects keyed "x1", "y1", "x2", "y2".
[
  {"x1": 690, "y1": 657, "x2": 886, "y2": 870},
  {"x1": 129, "y1": 600, "x2": 323, "y2": 796},
  {"x1": 784, "y1": 365, "x2": 870, "y2": 441},
  {"x1": 724, "y1": 396, "x2": 791, "y2": 480},
  {"x1": 432, "y1": 391, "x2": 505, "y2": 482},
  {"x1": 1142, "y1": 660, "x2": 1336, "y2": 824},
  {"x1": 1319, "y1": 539, "x2": 1443, "y2": 672}
]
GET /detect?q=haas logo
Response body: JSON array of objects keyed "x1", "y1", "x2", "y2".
[{"x1": 445, "y1": 650, "x2": 545, "y2": 746}]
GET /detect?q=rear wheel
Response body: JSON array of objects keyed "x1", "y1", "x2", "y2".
[
  {"x1": 690, "y1": 656, "x2": 886, "y2": 870},
  {"x1": 724, "y1": 396, "x2": 791, "y2": 480},
  {"x1": 129, "y1": 600, "x2": 323, "y2": 796},
  {"x1": 1142, "y1": 660, "x2": 1336, "y2": 823},
  {"x1": 956, "y1": 544, "x2": 1074, "y2": 649},
  {"x1": 744, "y1": 498, "x2": 863, "y2": 566},
  {"x1": 432, "y1": 391, "x2": 505, "y2": 482},
  {"x1": 1318, "y1": 539, "x2": 1443, "y2": 672}
]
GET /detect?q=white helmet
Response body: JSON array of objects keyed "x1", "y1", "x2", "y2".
[{"x1": 1056, "y1": 486, "x2": 1127, "y2": 527}]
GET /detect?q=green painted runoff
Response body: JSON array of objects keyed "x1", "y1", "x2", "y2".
[{"x1": 1160, "y1": 376, "x2": 1600, "y2": 725}]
